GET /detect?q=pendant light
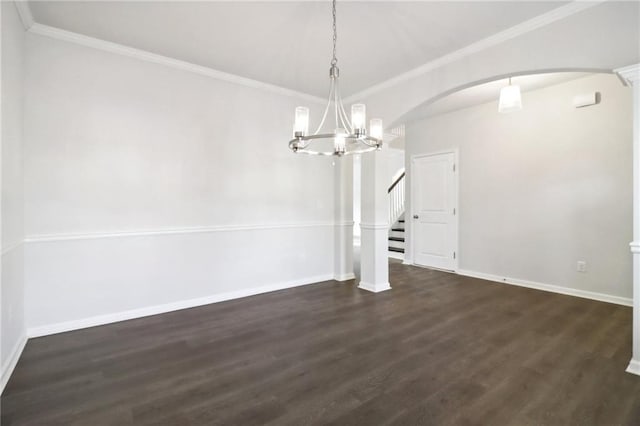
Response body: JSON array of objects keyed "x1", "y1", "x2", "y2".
[{"x1": 498, "y1": 77, "x2": 522, "y2": 113}]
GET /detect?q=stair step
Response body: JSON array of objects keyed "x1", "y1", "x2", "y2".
[
  {"x1": 391, "y1": 228, "x2": 405, "y2": 232},
  {"x1": 389, "y1": 237, "x2": 405, "y2": 242},
  {"x1": 389, "y1": 247, "x2": 405, "y2": 253},
  {"x1": 398, "y1": 220, "x2": 405, "y2": 223}
]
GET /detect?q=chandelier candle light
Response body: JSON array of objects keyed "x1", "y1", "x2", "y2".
[{"x1": 289, "y1": 0, "x2": 383, "y2": 156}]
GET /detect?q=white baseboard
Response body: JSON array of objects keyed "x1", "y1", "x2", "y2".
[
  {"x1": 1, "y1": 333, "x2": 27, "y2": 395},
  {"x1": 27, "y1": 274, "x2": 334, "y2": 338},
  {"x1": 627, "y1": 359, "x2": 640, "y2": 376},
  {"x1": 457, "y1": 269, "x2": 632, "y2": 307},
  {"x1": 335, "y1": 272, "x2": 356, "y2": 282},
  {"x1": 358, "y1": 281, "x2": 392, "y2": 293}
]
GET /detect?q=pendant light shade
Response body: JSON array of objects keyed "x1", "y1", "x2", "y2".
[{"x1": 498, "y1": 78, "x2": 522, "y2": 113}]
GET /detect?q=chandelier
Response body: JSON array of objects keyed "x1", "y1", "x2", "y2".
[{"x1": 288, "y1": 0, "x2": 383, "y2": 156}]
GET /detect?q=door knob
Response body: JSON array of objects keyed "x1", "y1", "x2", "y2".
[{"x1": 413, "y1": 215, "x2": 419, "y2": 219}]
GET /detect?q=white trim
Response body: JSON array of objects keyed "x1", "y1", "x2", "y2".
[
  {"x1": 360, "y1": 222, "x2": 390, "y2": 230},
  {"x1": 1, "y1": 334, "x2": 27, "y2": 395},
  {"x1": 358, "y1": 281, "x2": 392, "y2": 293},
  {"x1": 630, "y1": 241, "x2": 640, "y2": 254},
  {"x1": 457, "y1": 269, "x2": 633, "y2": 307},
  {"x1": 335, "y1": 272, "x2": 356, "y2": 282},
  {"x1": 24, "y1": 222, "x2": 335, "y2": 244},
  {"x1": 627, "y1": 359, "x2": 640, "y2": 376},
  {"x1": 13, "y1": 1, "x2": 34, "y2": 30},
  {"x1": 27, "y1": 23, "x2": 325, "y2": 104},
  {"x1": 13, "y1": 1, "x2": 605, "y2": 106},
  {"x1": 344, "y1": 1, "x2": 605, "y2": 103},
  {"x1": 27, "y1": 273, "x2": 334, "y2": 338},
  {"x1": 335, "y1": 221, "x2": 355, "y2": 227},
  {"x1": 402, "y1": 259, "x2": 413, "y2": 266},
  {"x1": 1, "y1": 240, "x2": 24, "y2": 256},
  {"x1": 616, "y1": 64, "x2": 640, "y2": 84},
  {"x1": 410, "y1": 149, "x2": 460, "y2": 272}
]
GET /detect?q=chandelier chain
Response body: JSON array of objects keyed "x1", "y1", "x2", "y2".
[{"x1": 331, "y1": 0, "x2": 337, "y2": 66}]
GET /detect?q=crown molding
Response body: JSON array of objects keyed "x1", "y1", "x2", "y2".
[
  {"x1": 13, "y1": 1, "x2": 34, "y2": 30},
  {"x1": 344, "y1": 0, "x2": 606, "y2": 103},
  {"x1": 615, "y1": 64, "x2": 640, "y2": 84},
  {"x1": 27, "y1": 23, "x2": 326, "y2": 104},
  {"x1": 18, "y1": 1, "x2": 607, "y2": 106}
]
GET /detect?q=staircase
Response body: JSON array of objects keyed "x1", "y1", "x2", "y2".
[
  {"x1": 388, "y1": 171, "x2": 406, "y2": 258},
  {"x1": 389, "y1": 215, "x2": 405, "y2": 256}
]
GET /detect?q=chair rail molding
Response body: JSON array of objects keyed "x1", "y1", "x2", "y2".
[
  {"x1": 1, "y1": 240, "x2": 24, "y2": 256},
  {"x1": 23, "y1": 222, "x2": 336, "y2": 244},
  {"x1": 614, "y1": 63, "x2": 640, "y2": 376}
]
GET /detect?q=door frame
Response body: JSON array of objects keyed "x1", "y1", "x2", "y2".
[{"x1": 410, "y1": 149, "x2": 460, "y2": 272}]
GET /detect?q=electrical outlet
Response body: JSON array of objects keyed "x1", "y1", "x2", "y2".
[{"x1": 577, "y1": 261, "x2": 587, "y2": 273}]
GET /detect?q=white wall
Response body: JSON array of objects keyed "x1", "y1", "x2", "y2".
[
  {"x1": 406, "y1": 73, "x2": 633, "y2": 300},
  {"x1": 386, "y1": 148, "x2": 405, "y2": 187},
  {"x1": 1, "y1": 1, "x2": 26, "y2": 392},
  {"x1": 23, "y1": 34, "x2": 336, "y2": 334}
]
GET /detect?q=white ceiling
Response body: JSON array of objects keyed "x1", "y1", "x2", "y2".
[
  {"x1": 403, "y1": 72, "x2": 594, "y2": 122},
  {"x1": 28, "y1": 1, "x2": 569, "y2": 98}
]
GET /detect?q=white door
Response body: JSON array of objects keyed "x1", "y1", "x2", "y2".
[{"x1": 412, "y1": 152, "x2": 458, "y2": 271}]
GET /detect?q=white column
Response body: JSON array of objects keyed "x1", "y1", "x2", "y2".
[
  {"x1": 359, "y1": 149, "x2": 391, "y2": 292},
  {"x1": 616, "y1": 64, "x2": 640, "y2": 376},
  {"x1": 334, "y1": 156, "x2": 355, "y2": 281}
]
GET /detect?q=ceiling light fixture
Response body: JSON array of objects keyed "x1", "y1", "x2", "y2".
[
  {"x1": 498, "y1": 77, "x2": 523, "y2": 113},
  {"x1": 288, "y1": 0, "x2": 383, "y2": 156}
]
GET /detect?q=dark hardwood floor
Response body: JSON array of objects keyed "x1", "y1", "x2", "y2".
[{"x1": 2, "y1": 260, "x2": 640, "y2": 425}]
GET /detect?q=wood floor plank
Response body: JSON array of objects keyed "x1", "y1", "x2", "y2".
[{"x1": 2, "y1": 260, "x2": 639, "y2": 425}]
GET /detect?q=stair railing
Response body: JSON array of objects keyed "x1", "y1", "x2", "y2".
[{"x1": 388, "y1": 170, "x2": 405, "y2": 226}]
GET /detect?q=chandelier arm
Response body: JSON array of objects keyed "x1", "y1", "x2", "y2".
[
  {"x1": 289, "y1": 133, "x2": 381, "y2": 156},
  {"x1": 338, "y1": 100, "x2": 352, "y2": 133},
  {"x1": 313, "y1": 78, "x2": 336, "y2": 135},
  {"x1": 358, "y1": 137, "x2": 381, "y2": 147},
  {"x1": 291, "y1": 134, "x2": 381, "y2": 143},
  {"x1": 296, "y1": 147, "x2": 377, "y2": 157},
  {"x1": 334, "y1": 78, "x2": 340, "y2": 130},
  {"x1": 335, "y1": 81, "x2": 353, "y2": 132},
  {"x1": 337, "y1": 101, "x2": 350, "y2": 131},
  {"x1": 291, "y1": 145, "x2": 378, "y2": 157}
]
